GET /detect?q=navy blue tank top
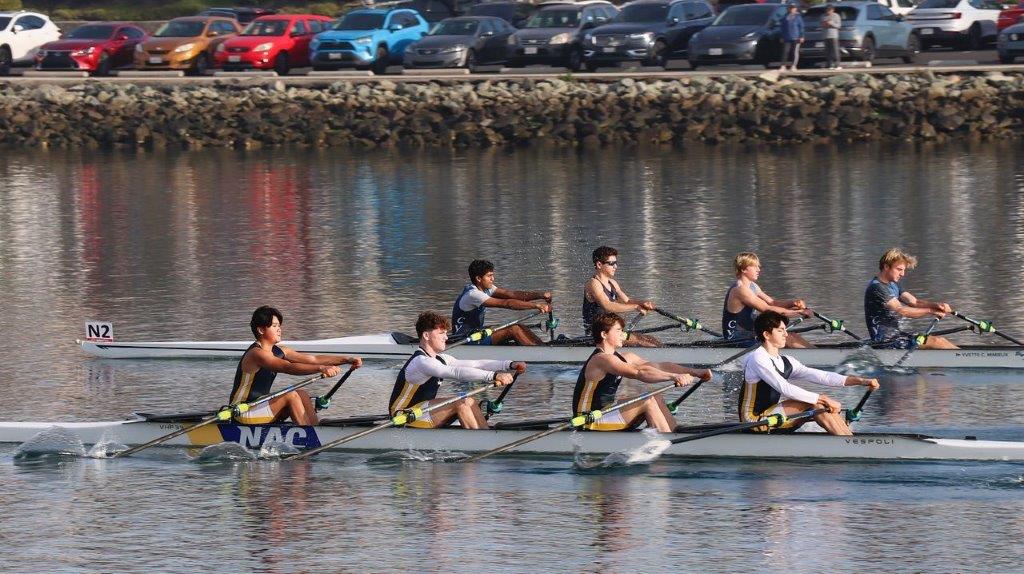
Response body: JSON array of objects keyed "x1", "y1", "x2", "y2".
[
  {"x1": 230, "y1": 343, "x2": 286, "y2": 404},
  {"x1": 452, "y1": 284, "x2": 487, "y2": 337},
  {"x1": 573, "y1": 349, "x2": 627, "y2": 414},
  {"x1": 389, "y1": 349, "x2": 448, "y2": 413},
  {"x1": 582, "y1": 280, "x2": 616, "y2": 332},
  {"x1": 722, "y1": 281, "x2": 759, "y2": 340}
]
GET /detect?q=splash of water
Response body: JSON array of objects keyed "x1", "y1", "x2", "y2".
[
  {"x1": 366, "y1": 450, "x2": 467, "y2": 465},
  {"x1": 192, "y1": 442, "x2": 257, "y2": 463},
  {"x1": 258, "y1": 440, "x2": 301, "y2": 459},
  {"x1": 87, "y1": 439, "x2": 130, "y2": 458},
  {"x1": 13, "y1": 426, "x2": 87, "y2": 461},
  {"x1": 571, "y1": 429, "x2": 672, "y2": 471}
]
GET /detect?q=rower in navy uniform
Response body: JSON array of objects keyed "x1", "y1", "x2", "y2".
[
  {"x1": 451, "y1": 259, "x2": 552, "y2": 346},
  {"x1": 865, "y1": 248, "x2": 958, "y2": 350},
  {"x1": 229, "y1": 306, "x2": 362, "y2": 426},
  {"x1": 583, "y1": 246, "x2": 660, "y2": 348},
  {"x1": 391, "y1": 311, "x2": 524, "y2": 429},
  {"x1": 740, "y1": 311, "x2": 879, "y2": 436},
  {"x1": 573, "y1": 312, "x2": 711, "y2": 432},
  {"x1": 722, "y1": 252, "x2": 815, "y2": 348}
]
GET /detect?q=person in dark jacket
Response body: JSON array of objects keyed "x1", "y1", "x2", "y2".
[{"x1": 779, "y1": 3, "x2": 804, "y2": 71}]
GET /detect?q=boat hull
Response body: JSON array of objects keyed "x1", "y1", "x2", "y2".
[
  {"x1": 4, "y1": 419, "x2": 1023, "y2": 461},
  {"x1": 76, "y1": 337, "x2": 1024, "y2": 369}
]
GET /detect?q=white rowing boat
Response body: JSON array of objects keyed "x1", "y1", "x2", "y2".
[
  {"x1": 76, "y1": 333, "x2": 1024, "y2": 368},
  {"x1": 4, "y1": 415, "x2": 1024, "y2": 461}
]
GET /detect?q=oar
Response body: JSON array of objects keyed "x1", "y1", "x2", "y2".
[
  {"x1": 289, "y1": 384, "x2": 496, "y2": 460},
  {"x1": 892, "y1": 317, "x2": 940, "y2": 368},
  {"x1": 313, "y1": 365, "x2": 360, "y2": 411},
  {"x1": 448, "y1": 311, "x2": 543, "y2": 349},
  {"x1": 667, "y1": 407, "x2": 826, "y2": 445},
  {"x1": 623, "y1": 311, "x2": 645, "y2": 341},
  {"x1": 952, "y1": 311, "x2": 1024, "y2": 346},
  {"x1": 654, "y1": 307, "x2": 723, "y2": 338},
  {"x1": 845, "y1": 388, "x2": 874, "y2": 422},
  {"x1": 113, "y1": 369, "x2": 345, "y2": 458},
  {"x1": 483, "y1": 371, "x2": 521, "y2": 419},
  {"x1": 547, "y1": 309, "x2": 558, "y2": 342},
  {"x1": 667, "y1": 342, "x2": 760, "y2": 413},
  {"x1": 812, "y1": 311, "x2": 863, "y2": 341}
]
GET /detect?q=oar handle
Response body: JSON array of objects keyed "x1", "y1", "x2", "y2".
[
  {"x1": 812, "y1": 311, "x2": 863, "y2": 340},
  {"x1": 654, "y1": 307, "x2": 723, "y2": 338},
  {"x1": 448, "y1": 311, "x2": 543, "y2": 350},
  {"x1": 483, "y1": 370, "x2": 521, "y2": 419},
  {"x1": 952, "y1": 311, "x2": 1024, "y2": 347},
  {"x1": 315, "y1": 364, "x2": 359, "y2": 411},
  {"x1": 669, "y1": 408, "x2": 825, "y2": 445},
  {"x1": 846, "y1": 388, "x2": 874, "y2": 422},
  {"x1": 668, "y1": 379, "x2": 705, "y2": 413}
]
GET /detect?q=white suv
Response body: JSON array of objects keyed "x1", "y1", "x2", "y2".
[
  {"x1": 0, "y1": 11, "x2": 62, "y2": 75},
  {"x1": 906, "y1": 0, "x2": 1001, "y2": 50},
  {"x1": 878, "y1": 0, "x2": 918, "y2": 17}
]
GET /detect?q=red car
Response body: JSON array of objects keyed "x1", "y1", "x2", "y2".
[
  {"x1": 214, "y1": 14, "x2": 334, "y2": 75},
  {"x1": 999, "y1": 3, "x2": 1024, "y2": 31},
  {"x1": 36, "y1": 22, "x2": 147, "y2": 76}
]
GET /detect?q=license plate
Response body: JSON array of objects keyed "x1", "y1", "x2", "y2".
[
  {"x1": 328, "y1": 53, "x2": 341, "y2": 59},
  {"x1": 228, "y1": 55, "x2": 241, "y2": 62},
  {"x1": 524, "y1": 47, "x2": 538, "y2": 54},
  {"x1": 920, "y1": 28, "x2": 933, "y2": 35},
  {"x1": 148, "y1": 56, "x2": 162, "y2": 64},
  {"x1": 708, "y1": 48, "x2": 723, "y2": 56},
  {"x1": 814, "y1": 42, "x2": 824, "y2": 48},
  {"x1": 603, "y1": 47, "x2": 616, "y2": 53}
]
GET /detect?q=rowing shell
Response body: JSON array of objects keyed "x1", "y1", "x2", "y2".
[
  {"x1": 76, "y1": 333, "x2": 1024, "y2": 368},
  {"x1": 4, "y1": 416, "x2": 1024, "y2": 461}
]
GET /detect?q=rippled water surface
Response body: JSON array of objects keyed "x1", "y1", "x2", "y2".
[{"x1": 2, "y1": 142, "x2": 1024, "y2": 572}]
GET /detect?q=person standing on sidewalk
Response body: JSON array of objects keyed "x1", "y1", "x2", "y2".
[
  {"x1": 822, "y1": 5, "x2": 842, "y2": 70},
  {"x1": 780, "y1": 3, "x2": 804, "y2": 71}
]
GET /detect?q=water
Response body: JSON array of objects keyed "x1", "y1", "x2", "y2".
[{"x1": 2, "y1": 142, "x2": 1024, "y2": 571}]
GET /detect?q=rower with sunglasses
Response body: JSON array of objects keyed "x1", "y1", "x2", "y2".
[{"x1": 582, "y1": 246, "x2": 661, "y2": 347}]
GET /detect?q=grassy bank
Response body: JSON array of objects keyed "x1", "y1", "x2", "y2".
[{"x1": 17, "y1": 1, "x2": 356, "y2": 20}]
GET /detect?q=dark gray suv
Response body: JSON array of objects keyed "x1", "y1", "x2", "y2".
[
  {"x1": 582, "y1": 0, "x2": 716, "y2": 70},
  {"x1": 507, "y1": 1, "x2": 619, "y2": 70}
]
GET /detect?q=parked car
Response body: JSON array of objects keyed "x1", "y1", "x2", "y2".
[
  {"x1": 582, "y1": 0, "x2": 715, "y2": 70},
  {"x1": 507, "y1": 0, "x2": 619, "y2": 70},
  {"x1": 310, "y1": 9, "x2": 429, "y2": 73},
  {"x1": 394, "y1": 0, "x2": 461, "y2": 24},
  {"x1": 36, "y1": 22, "x2": 147, "y2": 76},
  {"x1": 801, "y1": 2, "x2": 920, "y2": 65},
  {"x1": 404, "y1": 16, "x2": 515, "y2": 69},
  {"x1": 469, "y1": 1, "x2": 539, "y2": 27},
  {"x1": 997, "y1": 2, "x2": 1024, "y2": 31},
  {"x1": 135, "y1": 17, "x2": 240, "y2": 75},
  {"x1": 198, "y1": 7, "x2": 278, "y2": 24},
  {"x1": 214, "y1": 14, "x2": 333, "y2": 75},
  {"x1": 687, "y1": 3, "x2": 787, "y2": 69},
  {"x1": 0, "y1": 11, "x2": 62, "y2": 75},
  {"x1": 996, "y1": 18, "x2": 1024, "y2": 61},
  {"x1": 878, "y1": 0, "x2": 918, "y2": 17},
  {"x1": 905, "y1": 0, "x2": 1000, "y2": 50}
]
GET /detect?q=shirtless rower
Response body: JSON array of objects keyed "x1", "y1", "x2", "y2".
[
  {"x1": 573, "y1": 312, "x2": 712, "y2": 432},
  {"x1": 452, "y1": 259, "x2": 551, "y2": 345},
  {"x1": 583, "y1": 246, "x2": 660, "y2": 348},
  {"x1": 391, "y1": 311, "x2": 523, "y2": 429},
  {"x1": 230, "y1": 306, "x2": 362, "y2": 426},
  {"x1": 865, "y1": 248, "x2": 958, "y2": 350},
  {"x1": 722, "y1": 252, "x2": 815, "y2": 348},
  {"x1": 740, "y1": 311, "x2": 880, "y2": 436}
]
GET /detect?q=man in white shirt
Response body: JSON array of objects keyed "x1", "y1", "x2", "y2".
[
  {"x1": 390, "y1": 311, "x2": 525, "y2": 429},
  {"x1": 740, "y1": 310, "x2": 879, "y2": 435}
]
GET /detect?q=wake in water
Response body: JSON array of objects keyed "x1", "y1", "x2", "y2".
[
  {"x1": 835, "y1": 347, "x2": 893, "y2": 376},
  {"x1": 258, "y1": 440, "x2": 301, "y2": 459},
  {"x1": 13, "y1": 426, "x2": 87, "y2": 462},
  {"x1": 192, "y1": 442, "x2": 257, "y2": 463},
  {"x1": 571, "y1": 429, "x2": 672, "y2": 471},
  {"x1": 367, "y1": 450, "x2": 467, "y2": 465}
]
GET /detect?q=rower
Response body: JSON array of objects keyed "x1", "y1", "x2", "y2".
[
  {"x1": 722, "y1": 252, "x2": 815, "y2": 348},
  {"x1": 391, "y1": 311, "x2": 524, "y2": 429},
  {"x1": 865, "y1": 248, "x2": 958, "y2": 349},
  {"x1": 583, "y1": 246, "x2": 660, "y2": 347},
  {"x1": 741, "y1": 311, "x2": 880, "y2": 436},
  {"x1": 452, "y1": 259, "x2": 552, "y2": 345},
  {"x1": 573, "y1": 312, "x2": 712, "y2": 432},
  {"x1": 230, "y1": 306, "x2": 362, "y2": 426}
]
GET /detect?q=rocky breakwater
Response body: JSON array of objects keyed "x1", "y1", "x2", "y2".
[{"x1": 1, "y1": 71, "x2": 1024, "y2": 149}]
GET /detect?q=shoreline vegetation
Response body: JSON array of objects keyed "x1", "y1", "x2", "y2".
[
  {"x1": 14, "y1": 1, "x2": 354, "y2": 21},
  {"x1": 2, "y1": 72, "x2": 1022, "y2": 149}
]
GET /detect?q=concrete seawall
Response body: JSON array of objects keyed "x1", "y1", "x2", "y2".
[{"x1": 2, "y1": 71, "x2": 1023, "y2": 149}]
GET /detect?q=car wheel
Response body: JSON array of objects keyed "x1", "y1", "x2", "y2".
[
  {"x1": 688, "y1": 60, "x2": 699, "y2": 70},
  {"x1": 999, "y1": 53, "x2": 1015, "y2": 64},
  {"x1": 860, "y1": 36, "x2": 875, "y2": 63},
  {"x1": 191, "y1": 52, "x2": 210, "y2": 76},
  {"x1": 965, "y1": 24, "x2": 982, "y2": 51},
  {"x1": 902, "y1": 33, "x2": 920, "y2": 64},
  {"x1": 464, "y1": 48, "x2": 477, "y2": 72},
  {"x1": 567, "y1": 46, "x2": 583, "y2": 72},
  {"x1": 312, "y1": 64, "x2": 333, "y2": 71},
  {"x1": 93, "y1": 52, "x2": 111, "y2": 76},
  {"x1": 371, "y1": 46, "x2": 389, "y2": 74},
  {"x1": 584, "y1": 61, "x2": 599, "y2": 72},
  {"x1": 273, "y1": 52, "x2": 290, "y2": 76},
  {"x1": 0, "y1": 47, "x2": 11, "y2": 76},
  {"x1": 645, "y1": 40, "x2": 668, "y2": 68},
  {"x1": 754, "y1": 41, "x2": 772, "y2": 68}
]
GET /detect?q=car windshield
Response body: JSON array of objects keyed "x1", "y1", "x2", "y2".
[
  {"x1": 803, "y1": 6, "x2": 858, "y2": 25},
  {"x1": 242, "y1": 19, "x2": 288, "y2": 36},
  {"x1": 917, "y1": 0, "x2": 960, "y2": 7},
  {"x1": 471, "y1": 4, "x2": 513, "y2": 18},
  {"x1": 711, "y1": 6, "x2": 776, "y2": 26},
  {"x1": 66, "y1": 24, "x2": 117, "y2": 39},
  {"x1": 0, "y1": 17, "x2": 10, "y2": 31},
  {"x1": 526, "y1": 9, "x2": 580, "y2": 28},
  {"x1": 154, "y1": 20, "x2": 207, "y2": 37},
  {"x1": 430, "y1": 20, "x2": 479, "y2": 35},
  {"x1": 618, "y1": 4, "x2": 669, "y2": 23},
  {"x1": 335, "y1": 12, "x2": 386, "y2": 30}
]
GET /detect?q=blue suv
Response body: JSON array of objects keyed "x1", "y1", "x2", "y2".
[{"x1": 311, "y1": 8, "x2": 429, "y2": 73}]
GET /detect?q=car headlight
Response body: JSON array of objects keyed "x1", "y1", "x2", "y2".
[
  {"x1": 253, "y1": 42, "x2": 274, "y2": 52},
  {"x1": 690, "y1": 32, "x2": 701, "y2": 42},
  {"x1": 584, "y1": 32, "x2": 594, "y2": 44},
  {"x1": 172, "y1": 43, "x2": 195, "y2": 53},
  {"x1": 441, "y1": 44, "x2": 466, "y2": 53},
  {"x1": 1011, "y1": 33, "x2": 1020, "y2": 41},
  {"x1": 508, "y1": 35, "x2": 519, "y2": 46},
  {"x1": 135, "y1": 44, "x2": 144, "y2": 53},
  {"x1": 355, "y1": 36, "x2": 373, "y2": 45},
  {"x1": 548, "y1": 32, "x2": 572, "y2": 45},
  {"x1": 71, "y1": 46, "x2": 96, "y2": 56},
  {"x1": 405, "y1": 44, "x2": 417, "y2": 53},
  {"x1": 741, "y1": 31, "x2": 758, "y2": 39},
  {"x1": 216, "y1": 43, "x2": 226, "y2": 52},
  {"x1": 628, "y1": 32, "x2": 654, "y2": 44}
]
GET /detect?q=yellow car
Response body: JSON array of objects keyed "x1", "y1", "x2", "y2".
[{"x1": 134, "y1": 17, "x2": 240, "y2": 74}]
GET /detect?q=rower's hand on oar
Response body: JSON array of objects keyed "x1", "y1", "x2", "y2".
[
  {"x1": 672, "y1": 373, "x2": 695, "y2": 388},
  {"x1": 798, "y1": 308, "x2": 814, "y2": 319},
  {"x1": 930, "y1": 309, "x2": 948, "y2": 319},
  {"x1": 319, "y1": 365, "x2": 342, "y2": 378},
  {"x1": 817, "y1": 394, "x2": 842, "y2": 414},
  {"x1": 344, "y1": 356, "x2": 363, "y2": 369},
  {"x1": 937, "y1": 302, "x2": 953, "y2": 314},
  {"x1": 511, "y1": 361, "x2": 527, "y2": 375},
  {"x1": 534, "y1": 302, "x2": 552, "y2": 313},
  {"x1": 494, "y1": 372, "x2": 515, "y2": 386},
  {"x1": 542, "y1": 291, "x2": 553, "y2": 303},
  {"x1": 697, "y1": 369, "x2": 713, "y2": 382},
  {"x1": 792, "y1": 299, "x2": 807, "y2": 310},
  {"x1": 861, "y1": 378, "x2": 881, "y2": 391}
]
